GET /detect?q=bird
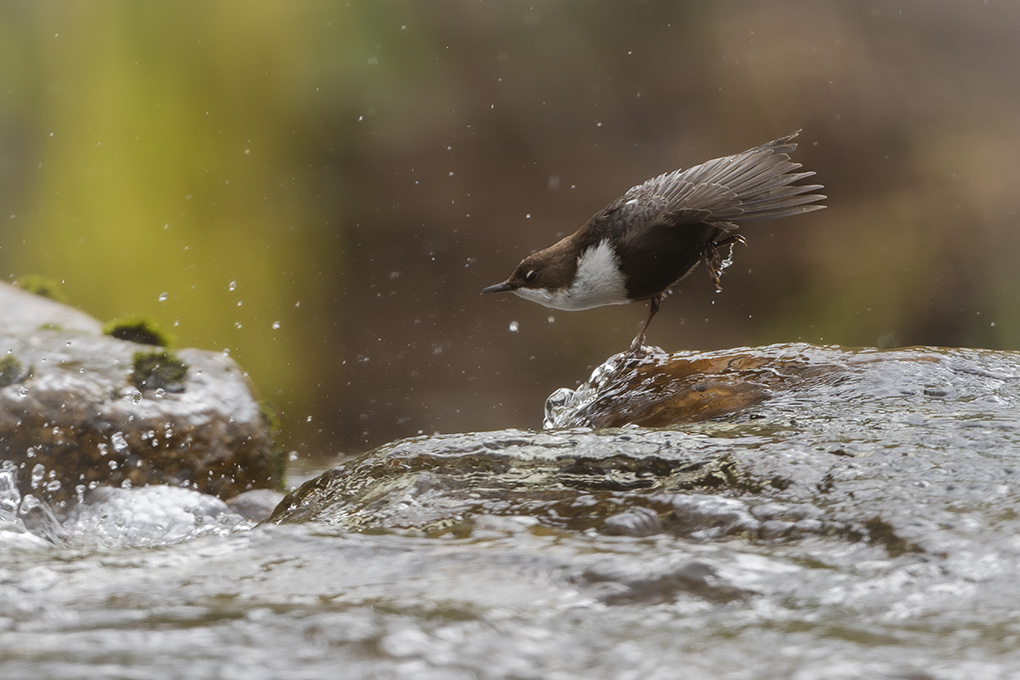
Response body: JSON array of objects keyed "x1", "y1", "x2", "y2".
[{"x1": 482, "y1": 131, "x2": 826, "y2": 354}]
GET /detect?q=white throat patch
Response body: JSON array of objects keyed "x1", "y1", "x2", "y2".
[{"x1": 512, "y1": 239, "x2": 629, "y2": 311}]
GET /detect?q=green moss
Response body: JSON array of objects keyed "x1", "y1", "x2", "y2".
[
  {"x1": 131, "y1": 350, "x2": 188, "y2": 392},
  {"x1": 104, "y1": 316, "x2": 171, "y2": 346},
  {"x1": 258, "y1": 399, "x2": 282, "y2": 434},
  {"x1": 14, "y1": 275, "x2": 68, "y2": 303},
  {"x1": 0, "y1": 355, "x2": 28, "y2": 388},
  {"x1": 257, "y1": 400, "x2": 287, "y2": 490},
  {"x1": 271, "y1": 449, "x2": 287, "y2": 492}
]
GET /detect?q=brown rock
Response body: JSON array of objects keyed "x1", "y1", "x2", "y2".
[
  {"x1": 0, "y1": 282, "x2": 282, "y2": 509},
  {"x1": 546, "y1": 345, "x2": 841, "y2": 429}
]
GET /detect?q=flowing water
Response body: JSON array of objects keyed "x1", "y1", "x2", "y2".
[{"x1": 3, "y1": 344, "x2": 1020, "y2": 680}]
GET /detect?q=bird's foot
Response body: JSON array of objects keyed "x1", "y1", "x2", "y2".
[
  {"x1": 624, "y1": 342, "x2": 666, "y2": 365},
  {"x1": 703, "y1": 233, "x2": 746, "y2": 292},
  {"x1": 627, "y1": 341, "x2": 653, "y2": 358}
]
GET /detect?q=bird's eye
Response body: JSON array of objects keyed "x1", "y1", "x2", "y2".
[{"x1": 525, "y1": 270, "x2": 537, "y2": 282}]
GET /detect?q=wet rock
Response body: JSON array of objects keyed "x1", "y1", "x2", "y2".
[
  {"x1": 544, "y1": 343, "x2": 841, "y2": 428},
  {"x1": 544, "y1": 342, "x2": 1019, "y2": 431},
  {"x1": 227, "y1": 488, "x2": 287, "y2": 522},
  {"x1": 269, "y1": 426, "x2": 829, "y2": 542},
  {"x1": 271, "y1": 344, "x2": 1020, "y2": 564},
  {"x1": 0, "y1": 282, "x2": 282, "y2": 510},
  {"x1": 2, "y1": 280, "x2": 103, "y2": 334}
]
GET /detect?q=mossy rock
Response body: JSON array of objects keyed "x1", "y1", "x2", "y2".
[
  {"x1": 13, "y1": 275, "x2": 68, "y2": 303},
  {"x1": 1, "y1": 281, "x2": 283, "y2": 505},
  {"x1": 0, "y1": 355, "x2": 29, "y2": 388},
  {"x1": 104, "y1": 316, "x2": 171, "y2": 346},
  {"x1": 131, "y1": 350, "x2": 189, "y2": 392}
]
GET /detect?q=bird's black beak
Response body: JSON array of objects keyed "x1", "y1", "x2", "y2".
[{"x1": 482, "y1": 282, "x2": 515, "y2": 294}]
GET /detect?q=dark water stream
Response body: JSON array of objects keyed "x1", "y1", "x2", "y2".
[{"x1": 3, "y1": 344, "x2": 1020, "y2": 680}]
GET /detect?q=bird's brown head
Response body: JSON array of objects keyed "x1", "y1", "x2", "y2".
[{"x1": 481, "y1": 242, "x2": 576, "y2": 299}]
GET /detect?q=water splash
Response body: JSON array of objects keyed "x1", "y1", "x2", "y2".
[
  {"x1": 544, "y1": 348, "x2": 665, "y2": 428},
  {"x1": 111, "y1": 432, "x2": 129, "y2": 453},
  {"x1": 0, "y1": 460, "x2": 21, "y2": 513}
]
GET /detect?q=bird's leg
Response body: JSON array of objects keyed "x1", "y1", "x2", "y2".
[
  {"x1": 703, "y1": 233, "x2": 747, "y2": 292},
  {"x1": 628, "y1": 292, "x2": 666, "y2": 354}
]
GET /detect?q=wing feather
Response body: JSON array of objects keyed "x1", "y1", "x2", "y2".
[{"x1": 611, "y1": 131, "x2": 826, "y2": 227}]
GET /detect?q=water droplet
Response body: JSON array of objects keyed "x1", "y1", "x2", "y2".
[
  {"x1": 228, "y1": 281, "x2": 237, "y2": 291},
  {"x1": 509, "y1": 321, "x2": 520, "y2": 333},
  {"x1": 544, "y1": 387, "x2": 576, "y2": 429},
  {"x1": 19, "y1": 494, "x2": 40, "y2": 515},
  {"x1": 111, "y1": 432, "x2": 129, "y2": 453},
  {"x1": 271, "y1": 321, "x2": 281, "y2": 330},
  {"x1": 158, "y1": 292, "x2": 168, "y2": 302}
]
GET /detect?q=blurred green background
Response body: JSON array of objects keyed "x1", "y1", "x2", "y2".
[{"x1": 2, "y1": 2, "x2": 1018, "y2": 461}]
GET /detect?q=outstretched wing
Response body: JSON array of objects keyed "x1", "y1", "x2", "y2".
[{"x1": 592, "y1": 131, "x2": 826, "y2": 234}]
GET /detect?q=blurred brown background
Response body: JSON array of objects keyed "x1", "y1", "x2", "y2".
[{"x1": 2, "y1": 2, "x2": 1018, "y2": 461}]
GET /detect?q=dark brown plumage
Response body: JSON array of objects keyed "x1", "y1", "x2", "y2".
[{"x1": 483, "y1": 132, "x2": 826, "y2": 352}]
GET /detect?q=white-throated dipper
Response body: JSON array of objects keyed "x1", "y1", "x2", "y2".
[{"x1": 482, "y1": 131, "x2": 826, "y2": 353}]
